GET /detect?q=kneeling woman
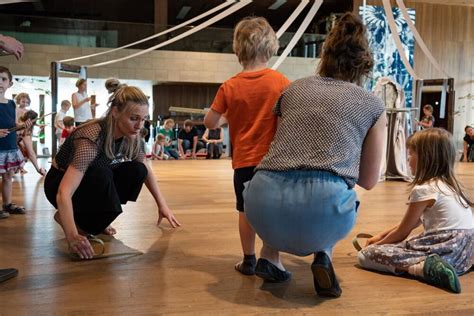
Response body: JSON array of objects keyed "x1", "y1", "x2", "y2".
[
  {"x1": 45, "y1": 86, "x2": 180, "y2": 259},
  {"x1": 243, "y1": 13, "x2": 386, "y2": 298}
]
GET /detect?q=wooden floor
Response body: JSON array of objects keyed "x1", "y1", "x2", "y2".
[{"x1": 0, "y1": 159, "x2": 473, "y2": 315}]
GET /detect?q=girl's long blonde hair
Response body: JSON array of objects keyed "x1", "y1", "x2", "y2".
[
  {"x1": 77, "y1": 86, "x2": 148, "y2": 161},
  {"x1": 407, "y1": 128, "x2": 474, "y2": 207}
]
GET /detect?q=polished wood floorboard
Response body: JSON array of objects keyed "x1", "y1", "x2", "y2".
[{"x1": 0, "y1": 159, "x2": 473, "y2": 315}]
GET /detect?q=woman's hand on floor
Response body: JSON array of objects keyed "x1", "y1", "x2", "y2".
[
  {"x1": 67, "y1": 234, "x2": 95, "y2": 259},
  {"x1": 157, "y1": 206, "x2": 181, "y2": 228}
]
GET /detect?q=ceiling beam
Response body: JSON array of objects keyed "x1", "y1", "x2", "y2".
[{"x1": 409, "y1": 0, "x2": 474, "y2": 6}]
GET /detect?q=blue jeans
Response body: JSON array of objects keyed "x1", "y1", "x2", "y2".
[
  {"x1": 243, "y1": 170, "x2": 358, "y2": 256},
  {"x1": 164, "y1": 148, "x2": 179, "y2": 159},
  {"x1": 181, "y1": 139, "x2": 204, "y2": 153}
]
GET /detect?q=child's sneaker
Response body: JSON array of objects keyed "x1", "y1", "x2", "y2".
[
  {"x1": 0, "y1": 210, "x2": 9, "y2": 219},
  {"x1": 423, "y1": 254, "x2": 461, "y2": 293}
]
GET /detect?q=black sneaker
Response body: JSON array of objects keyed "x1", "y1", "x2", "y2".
[
  {"x1": 311, "y1": 252, "x2": 342, "y2": 298},
  {"x1": 255, "y1": 258, "x2": 291, "y2": 283},
  {"x1": 0, "y1": 210, "x2": 9, "y2": 219},
  {"x1": 423, "y1": 254, "x2": 461, "y2": 293}
]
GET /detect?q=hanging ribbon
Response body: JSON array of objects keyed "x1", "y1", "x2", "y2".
[
  {"x1": 272, "y1": 0, "x2": 323, "y2": 70},
  {"x1": 58, "y1": 0, "x2": 237, "y2": 63},
  {"x1": 381, "y1": 0, "x2": 420, "y2": 80},
  {"x1": 85, "y1": 0, "x2": 252, "y2": 68},
  {"x1": 276, "y1": 0, "x2": 309, "y2": 38},
  {"x1": 395, "y1": 0, "x2": 449, "y2": 78}
]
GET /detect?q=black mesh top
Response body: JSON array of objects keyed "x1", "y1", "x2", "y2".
[{"x1": 54, "y1": 120, "x2": 145, "y2": 173}]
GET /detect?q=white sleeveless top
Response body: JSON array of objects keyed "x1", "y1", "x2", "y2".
[{"x1": 73, "y1": 91, "x2": 92, "y2": 123}]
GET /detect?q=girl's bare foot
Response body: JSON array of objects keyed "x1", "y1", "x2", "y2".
[{"x1": 102, "y1": 226, "x2": 117, "y2": 235}]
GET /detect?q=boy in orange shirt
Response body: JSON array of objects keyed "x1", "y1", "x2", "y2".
[{"x1": 204, "y1": 17, "x2": 290, "y2": 276}]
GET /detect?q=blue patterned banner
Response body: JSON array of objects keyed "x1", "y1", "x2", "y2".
[{"x1": 360, "y1": 5, "x2": 415, "y2": 106}]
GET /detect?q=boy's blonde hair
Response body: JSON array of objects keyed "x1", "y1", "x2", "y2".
[
  {"x1": 423, "y1": 104, "x2": 433, "y2": 113},
  {"x1": 407, "y1": 128, "x2": 473, "y2": 207},
  {"x1": 164, "y1": 118, "x2": 175, "y2": 127},
  {"x1": 233, "y1": 17, "x2": 278, "y2": 66},
  {"x1": 61, "y1": 100, "x2": 71, "y2": 109},
  {"x1": 63, "y1": 116, "x2": 75, "y2": 127},
  {"x1": 15, "y1": 92, "x2": 30, "y2": 105},
  {"x1": 157, "y1": 133, "x2": 166, "y2": 141}
]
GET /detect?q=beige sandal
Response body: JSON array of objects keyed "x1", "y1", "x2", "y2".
[
  {"x1": 352, "y1": 233, "x2": 374, "y2": 251},
  {"x1": 69, "y1": 235, "x2": 105, "y2": 261},
  {"x1": 69, "y1": 235, "x2": 141, "y2": 261}
]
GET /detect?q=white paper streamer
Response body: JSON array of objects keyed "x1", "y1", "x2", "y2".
[
  {"x1": 275, "y1": 0, "x2": 309, "y2": 38},
  {"x1": 271, "y1": 0, "x2": 323, "y2": 70},
  {"x1": 395, "y1": 0, "x2": 449, "y2": 78},
  {"x1": 85, "y1": 0, "x2": 252, "y2": 68},
  {"x1": 382, "y1": 0, "x2": 419, "y2": 80},
  {"x1": 58, "y1": 0, "x2": 237, "y2": 63}
]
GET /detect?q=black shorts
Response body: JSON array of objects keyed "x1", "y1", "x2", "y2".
[{"x1": 233, "y1": 166, "x2": 256, "y2": 212}]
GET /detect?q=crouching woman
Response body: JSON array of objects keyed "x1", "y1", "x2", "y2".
[{"x1": 44, "y1": 86, "x2": 180, "y2": 259}]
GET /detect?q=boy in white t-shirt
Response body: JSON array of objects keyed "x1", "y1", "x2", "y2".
[{"x1": 54, "y1": 100, "x2": 71, "y2": 143}]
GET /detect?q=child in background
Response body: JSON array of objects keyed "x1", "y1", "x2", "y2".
[
  {"x1": 417, "y1": 104, "x2": 435, "y2": 129},
  {"x1": 202, "y1": 127, "x2": 224, "y2": 159},
  {"x1": 0, "y1": 66, "x2": 31, "y2": 218},
  {"x1": 358, "y1": 128, "x2": 474, "y2": 293},
  {"x1": 152, "y1": 134, "x2": 169, "y2": 160},
  {"x1": 15, "y1": 94, "x2": 47, "y2": 175},
  {"x1": 158, "y1": 118, "x2": 179, "y2": 160},
  {"x1": 15, "y1": 92, "x2": 31, "y2": 175},
  {"x1": 17, "y1": 110, "x2": 46, "y2": 176},
  {"x1": 204, "y1": 17, "x2": 291, "y2": 276},
  {"x1": 60, "y1": 116, "x2": 75, "y2": 145},
  {"x1": 54, "y1": 100, "x2": 71, "y2": 143},
  {"x1": 461, "y1": 125, "x2": 474, "y2": 162},
  {"x1": 15, "y1": 92, "x2": 30, "y2": 118}
]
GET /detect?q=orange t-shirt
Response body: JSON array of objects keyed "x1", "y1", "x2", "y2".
[{"x1": 210, "y1": 68, "x2": 290, "y2": 169}]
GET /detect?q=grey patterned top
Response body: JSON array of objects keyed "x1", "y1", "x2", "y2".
[{"x1": 257, "y1": 75, "x2": 385, "y2": 188}]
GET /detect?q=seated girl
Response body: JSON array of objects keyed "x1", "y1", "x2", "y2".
[{"x1": 359, "y1": 128, "x2": 474, "y2": 293}]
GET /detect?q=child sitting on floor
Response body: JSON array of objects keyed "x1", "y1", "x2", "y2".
[
  {"x1": 358, "y1": 128, "x2": 474, "y2": 293},
  {"x1": 152, "y1": 134, "x2": 169, "y2": 160}
]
